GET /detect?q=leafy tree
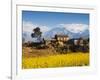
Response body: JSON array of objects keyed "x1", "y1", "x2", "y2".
[{"x1": 31, "y1": 27, "x2": 42, "y2": 38}]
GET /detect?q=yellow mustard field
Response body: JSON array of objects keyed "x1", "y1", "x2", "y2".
[{"x1": 22, "y1": 53, "x2": 89, "y2": 69}]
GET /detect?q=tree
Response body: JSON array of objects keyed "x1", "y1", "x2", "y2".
[{"x1": 31, "y1": 27, "x2": 42, "y2": 38}]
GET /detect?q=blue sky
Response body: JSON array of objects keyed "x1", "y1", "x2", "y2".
[
  {"x1": 22, "y1": 11, "x2": 89, "y2": 33},
  {"x1": 22, "y1": 11, "x2": 89, "y2": 26}
]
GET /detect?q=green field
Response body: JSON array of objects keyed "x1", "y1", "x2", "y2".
[{"x1": 22, "y1": 52, "x2": 89, "y2": 69}]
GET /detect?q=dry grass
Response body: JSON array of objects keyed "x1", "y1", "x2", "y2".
[{"x1": 22, "y1": 47, "x2": 58, "y2": 57}]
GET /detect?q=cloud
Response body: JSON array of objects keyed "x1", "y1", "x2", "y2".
[
  {"x1": 59, "y1": 23, "x2": 89, "y2": 33},
  {"x1": 23, "y1": 21, "x2": 51, "y2": 33},
  {"x1": 23, "y1": 21, "x2": 89, "y2": 34}
]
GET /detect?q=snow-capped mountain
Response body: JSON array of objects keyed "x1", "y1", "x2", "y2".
[
  {"x1": 23, "y1": 26, "x2": 89, "y2": 42},
  {"x1": 43, "y1": 27, "x2": 71, "y2": 39},
  {"x1": 43, "y1": 27, "x2": 89, "y2": 39}
]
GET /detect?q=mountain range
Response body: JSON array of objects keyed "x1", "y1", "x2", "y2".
[
  {"x1": 23, "y1": 27, "x2": 89, "y2": 42},
  {"x1": 43, "y1": 27, "x2": 89, "y2": 40}
]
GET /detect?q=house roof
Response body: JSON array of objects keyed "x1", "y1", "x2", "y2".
[{"x1": 55, "y1": 34, "x2": 69, "y2": 37}]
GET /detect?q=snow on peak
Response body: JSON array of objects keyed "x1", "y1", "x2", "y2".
[{"x1": 59, "y1": 23, "x2": 89, "y2": 33}]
